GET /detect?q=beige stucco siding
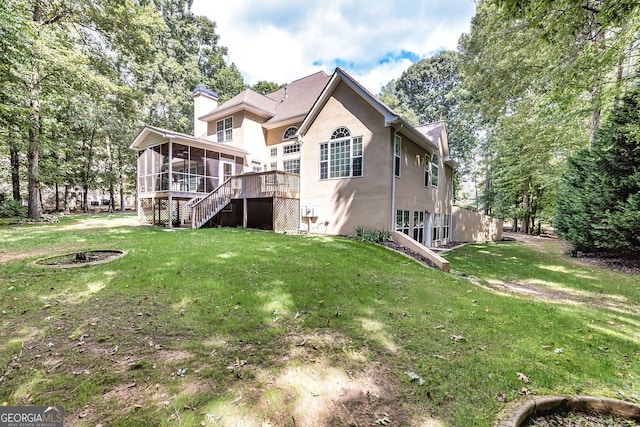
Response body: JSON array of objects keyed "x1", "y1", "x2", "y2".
[
  {"x1": 266, "y1": 123, "x2": 302, "y2": 147},
  {"x1": 207, "y1": 111, "x2": 267, "y2": 168},
  {"x1": 393, "y1": 134, "x2": 451, "y2": 216},
  {"x1": 300, "y1": 81, "x2": 392, "y2": 235}
]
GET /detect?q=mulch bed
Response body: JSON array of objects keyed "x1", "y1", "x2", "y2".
[
  {"x1": 577, "y1": 252, "x2": 640, "y2": 275},
  {"x1": 379, "y1": 241, "x2": 439, "y2": 270}
]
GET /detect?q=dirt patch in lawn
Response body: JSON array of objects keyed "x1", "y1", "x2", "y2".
[{"x1": 505, "y1": 232, "x2": 640, "y2": 275}]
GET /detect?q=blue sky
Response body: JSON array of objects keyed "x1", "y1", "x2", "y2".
[{"x1": 191, "y1": 0, "x2": 477, "y2": 94}]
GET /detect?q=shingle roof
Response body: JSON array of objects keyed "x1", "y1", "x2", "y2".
[
  {"x1": 414, "y1": 122, "x2": 445, "y2": 145},
  {"x1": 201, "y1": 71, "x2": 331, "y2": 125},
  {"x1": 264, "y1": 71, "x2": 331, "y2": 124},
  {"x1": 213, "y1": 89, "x2": 277, "y2": 117}
]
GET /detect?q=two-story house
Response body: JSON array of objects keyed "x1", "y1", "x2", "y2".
[{"x1": 130, "y1": 68, "x2": 496, "y2": 251}]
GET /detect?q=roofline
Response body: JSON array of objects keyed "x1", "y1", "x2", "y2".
[
  {"x1": 129, "y1": 125, "x2": 249, "y2": 156},
  {"x1": 262, "y1": 114, "x2": 305, "y2": 130},
  {"x1": 198, "y1": 102, "x2": 273, "y2": 122},
  {"x1": 298, "y1": 68, "x2": 397, "y2": 139},
  {"x1": 296, "y1": 68, "x2": 455, "y2": 168}
]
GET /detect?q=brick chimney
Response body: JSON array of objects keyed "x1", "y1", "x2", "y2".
[{"x1": 193, "y1": 87, "x2": 218, "y2": 138}]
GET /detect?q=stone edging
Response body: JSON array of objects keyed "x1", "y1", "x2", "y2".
[
  {"x1": 494, "y1": 395, "x2": 640, "y2": 427},
  {"x1": 29, "y1": 250, "x2": 127, "y2": 269}
]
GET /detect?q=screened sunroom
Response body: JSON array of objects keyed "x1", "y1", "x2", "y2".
[{"x1": 130, "y1": 125, "x2": 247, "y2": 227}]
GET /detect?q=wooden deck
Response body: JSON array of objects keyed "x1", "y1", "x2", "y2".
[{"x1": 190, "y1": 171, "x2": 300, "y2": 229}]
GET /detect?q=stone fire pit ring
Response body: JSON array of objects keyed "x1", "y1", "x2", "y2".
[{"x1": 31, "y1": 250, "x2": 127, "y2": 269}]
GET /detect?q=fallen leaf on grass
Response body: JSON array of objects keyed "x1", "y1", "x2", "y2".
[
  {"x1": 520, "y1": 386, "x2": 530, "y2": 395},
  {"x1": 495, "y1": 392, "x2": 506, "y2": 402},
  {"x1": 450, "y1": 334, "x2": 465, "y2": 341},
  {"x1": 405, "y1": 371, "x2": 425, "y2": 385},
  {"x1": 517, "y1": 372, "x2": 530, "y2": 383}
]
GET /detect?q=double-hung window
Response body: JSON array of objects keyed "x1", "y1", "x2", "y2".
[
  {"x1": 443, "y1": 213, "x2": 450, "y2": 241},
  {"x1": 396, "y1": 209, "x2": 410, "y2": 235},
  {"x1": 216, "y1": 117, "x2": 233, "y2": 142},
  {"x1": 424, "y1": 153, "x2": 430, "y2": 186},
  {"x1": 432, "y1": 213, "x2": 441, "y2": 242},
  {"x1": 413, "y1": 211, "x2": 424, "y2": 243},
  {"x1": 394, "y1": 134, "x2": 401, "y2": 177},
  {"x1": 283, "y1": 159, "x2": 300, "y2": 174},
  {"x1": 319, "y1": 127, "x2": 363, "y2": 179},
  {"x1": 431, "y1": 153, "x2": 439, "y2": 187}
]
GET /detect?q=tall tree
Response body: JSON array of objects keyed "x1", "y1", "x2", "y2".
[
  {"x1": 459, "y1": 0, "x2": 639, "y2": 230},
  {"x1": 555, "y1": 82, "x2": 640, "y2": 253},
  {"x1": 388, "y1": 51, "x2": 478, "y2": 174}
]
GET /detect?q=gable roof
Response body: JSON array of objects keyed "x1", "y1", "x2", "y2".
[
  {"x1": 198, "y1": 71, "x2": 331, "y2": 128},
  {"x1": 129, "y1": 124, "x2": 248, "y2": 156},
  {"x1": 415, "y1": 121, "x2": 457, "y2": 168},
  {"x1": 297, "y1": 68, "x2": 451, "y2": 163}
]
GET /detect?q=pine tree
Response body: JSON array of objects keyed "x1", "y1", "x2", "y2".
[{"x1": 555, "y1": 84, "x2": 640, "y2": 254}]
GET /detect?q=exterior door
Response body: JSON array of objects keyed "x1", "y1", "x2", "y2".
[{"x1": 220, "y1": 160, "x2": 234, "y2": 182}]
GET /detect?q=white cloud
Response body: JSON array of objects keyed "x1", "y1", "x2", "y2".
[{"x1": 191, "y1": 0, "x2": 476, "y2": 94}]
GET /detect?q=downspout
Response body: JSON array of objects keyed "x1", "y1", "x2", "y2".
[{"x1": 390, "y1": 130, "x2": 396, "y2": 232}]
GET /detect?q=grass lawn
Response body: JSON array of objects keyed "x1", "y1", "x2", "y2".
[{"x1": 0, "y1": 215, "x2": 638, "y2": 426}]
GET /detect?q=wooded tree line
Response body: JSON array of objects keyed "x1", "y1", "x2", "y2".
[
  {"x1": 2, "y1": 0, "x2": 639, "y2": 253},
  {"x1": 381, "y1": 0, "x2": 640, "y2": 253},
  {"x1": 0, "y1": 0, "x2": 245, "y2": 217}
]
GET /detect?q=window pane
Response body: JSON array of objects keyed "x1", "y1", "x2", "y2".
[
  {"x1": 330, "y1": 139, "x2": 350, "y2": 178},
  {"x1": 283, "y1": 126, "x2": 298, "y2": 140},
  {"x1": 331, "y1": 127, "x2": 350, "y2": 139},
  {"x1": 320, "y1": 143, "x2": 328, "y2": 161},
  {"x1": 352, "y1": 157, "x2": 362, "y2": 177},
  {"x1": 352, "y1": 137, "x2": 362, "y2": 156},
  {"x1": 320, "y1": 162, "x2": 328, "y2": 179},
  {"x1": 283, "y1": 159, "x2": 300, "y2": 174}
]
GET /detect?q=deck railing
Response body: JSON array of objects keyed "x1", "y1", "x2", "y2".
[{"x1": 190, "y1": 171, "x2": 299, "y2": 229}]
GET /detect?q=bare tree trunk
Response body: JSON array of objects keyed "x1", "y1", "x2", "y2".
[
  {"x1": 9, "y1": 128, "x2": 20, "y2": 201},
  {"x1": 55, "y1": 182, "x2": 59, "y2": 211},
  {"x1": 81, "y1": 130, "x2": 96, "y2": 213},
  {"x1": 28, "y1": 68, "x2": 41, "y2": 219},
  {"x1": 105, "y1": 134, "x2": 115, "y2": 213},
  {"x1": 64, "y1": 184, "x2": 70, "y2": 213},
  {"x1": 28, "y1": 3, "x2": 42, "y2": 219},
  {"x1": 484, "y1": 166, "x2": 490, "y2": 215},
  {"x1": 83, "y1": 184, "x2": 89, "y2": 213}
]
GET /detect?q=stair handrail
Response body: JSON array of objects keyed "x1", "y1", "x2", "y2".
[
  {"x1": 190, "y1": 178, "x2": 234, "y2": 229},
  {"x1": 181, "y1": 196, "x2": 201, "y2": 225}
]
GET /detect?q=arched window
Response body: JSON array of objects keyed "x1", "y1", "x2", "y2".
[
  {"x1": 283, "y1": 126, "x2": 298, "y2": 140},
  {"x1": 331, "y1": 127, "x2": 351, "y2": 139},
  {"x1": 320, "y1": 126, "x2": 362, "y2": 179}
]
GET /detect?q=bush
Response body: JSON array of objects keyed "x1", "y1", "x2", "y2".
[
  {"x1": 349, "y1": 226, "x2": 394, "y2": 243},
  {"x1": 0, "y1": 194, "x2": 27, "y2": 218}
]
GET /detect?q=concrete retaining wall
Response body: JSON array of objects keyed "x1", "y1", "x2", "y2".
[{"x1": 452, "y1": 206, "x2": 503, "y2": 243}]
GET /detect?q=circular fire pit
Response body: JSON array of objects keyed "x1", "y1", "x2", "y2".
[{"x1": 32, "y1": 250, "x2": 126, "y2": 268}]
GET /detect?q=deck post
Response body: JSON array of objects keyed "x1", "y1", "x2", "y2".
[
  {"x1": 243, "y1": 198, "x2": 248, "y2": 229},
  {"x1": 168, "y1": 193, "x2": 173, "y2": 228}
]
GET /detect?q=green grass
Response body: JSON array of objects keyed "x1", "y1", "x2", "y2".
[{"x1": 0, "y1": 216, "x2": 638, "y2": 426}]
